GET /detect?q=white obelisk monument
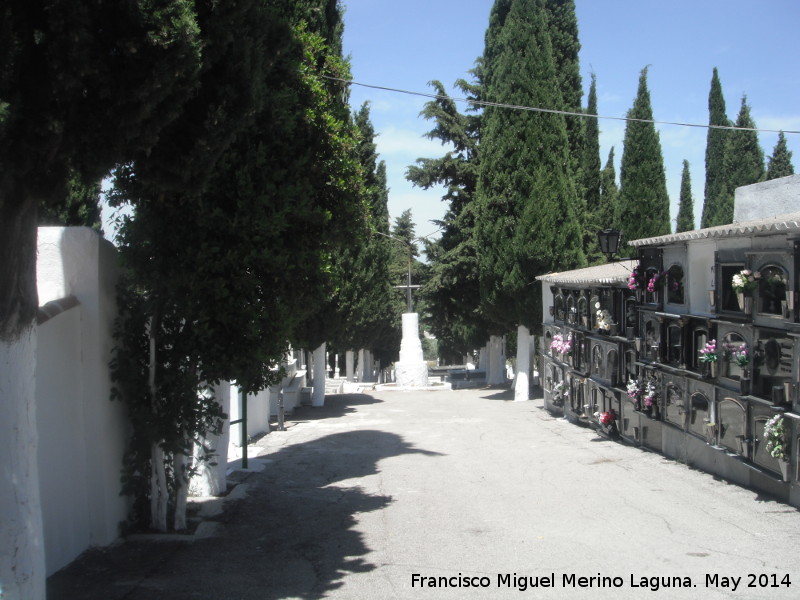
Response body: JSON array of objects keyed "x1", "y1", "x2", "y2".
[{"x1": 394, "y1": 313, "x2": 428, "y2": 387}]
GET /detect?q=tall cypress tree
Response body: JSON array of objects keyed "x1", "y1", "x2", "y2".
[
  {"x1": 476, "y1": 0, "x2": 585, "y2": 401},
  {"x1": 581, "y1": 72, "x2": 602, "y2": 263},
  {"x1": 766, "y1": 131, "x2": 795, "y2": 180},
  {"x1": 544, "y1": 0, "x2": 583, "y2": 186},
  {"x1": 599, "y1": 147, "x2": 619, "y2": 231},
  {"x1": 617, "y1": 66, "x2": 670, "y2": 250},
  {"x1": 676, "y1": 160, "x2": 695, "y2": 233},
  {"x1": 328, "y1": 104, "x2": 397, "y2": 364},
  {"x1": 719, "y1": 96, "x2": 765, "y2": 223},
  {"x1": 701, "y1": 68, "x2": 730, "y2": 228},
  {"x1": 476, "y1": 0, "x2": 584, "y2": 332}
]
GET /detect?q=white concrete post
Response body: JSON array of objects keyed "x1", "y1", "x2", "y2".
[
  {"x1": 486, "y1": 335, "x2": 506, "y2": 385},
  {"x1": 190, "y1": 381, "x2": 231, "y2": 497},
  {"x1": 0, "y1": 329, "x2": 46, "y2": 600},
  {"x1": 345, "y1": 350, "x2": 355, "y2": 382},
  {"x1": 312, "y1": 343, "x2": 326, "y2": 407},
  {"x1": 357, "y1": 348, "x2": 366, "y2": 381},
  {"x1": 514, "y1": 325, "x2": 531, "y2": 402},
  {"x1": 478, "y1": 344, "x2": 488, "y2": 371},
  {"x1": 363, "y1": 349, "x2": 374, "y2": 382}
]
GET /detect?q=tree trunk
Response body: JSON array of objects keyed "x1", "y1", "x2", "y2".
[
  {"x1": 312, "y1": 343, "x2": 326, "y2": 407},
  {"x1": 147, "y1": 313, "x2": 168, "y2": 532},
  {"x1": 0, "y1": 195, "x2": 44, "y2": 598},
  {"x1": 514, "y1": 325, "x2": 531, "y2": 402},
  {"x1": 173, "y1": 445, "x2": 188, "y2": 531},
  {"x1": 191, "y1": 382, "x2": 230, "y2": 497},
  {"x1": 0, "y1": 327, "x2": 46, "y2": 600}
]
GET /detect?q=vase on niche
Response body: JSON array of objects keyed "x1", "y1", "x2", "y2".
[
  {"x1": 705, "y1": 361, "x2": 717, "y2": 379},
  {"x1": 736, "y1": 292, "x2": 753, "y2": 315},
  {"x1": 779, "y1": 460, "x2": 790, "y2": 483},
  {"x1": 739, "y1": 371, "x2": 751, "y2": 396}
]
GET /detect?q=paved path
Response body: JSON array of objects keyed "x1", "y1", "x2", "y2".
[{"x1": 48, "y1": 387, "x2": 800, "y2": 599}]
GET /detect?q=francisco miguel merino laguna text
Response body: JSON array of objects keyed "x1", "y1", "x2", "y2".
[{"x1": 411, "y1": 572, "x2": 697, "y2": 592}]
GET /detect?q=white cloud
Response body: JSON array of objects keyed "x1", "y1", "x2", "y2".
[
  {"x1": 755, "y1": 114, "x2": 800, "y2": 134},
  {"x1": 376, "y1": 125, "x2": 454, "y2": 160}
]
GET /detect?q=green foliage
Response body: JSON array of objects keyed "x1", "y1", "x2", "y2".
[
  {"x1": 701, "y1": 68, "x2": 730, "y2": 228},
  {"x1": 38, "y1": 170, "x2": 102, "y2": 231},
  {"x1": 387, "y1": 210, "x2": 429, "y2": 313},
  {"x1": 408, "y1": 79, "x2": 490, "y2": 361},
  {"x1": 0, "y1": 0, "x2": 202, "y2": 339},
  {"x1": 581, "y1": 73, "x2": 603, "y2": 263},
  {"x1": 676, "y1": 160, "x2": 695, "y2": 233},
  {"x1": 617, "y1": 67, "x2": 671, "y2": 252},
  {"x1": 766, "y1": 131, "x2": 795, "y2": 180},
  {"x1": 544, "y1": 0, "x2": 584, "y2": 194},
  {"x1": 110, "y1": 3, "x2": 366, "y2": 529},
  {"x1": 717, "y1": 96, "x2": 765, "y2": 224},
  {"x1": 329, "y1": 104, "x2": 398, "y2": 364},
  {"x1": 476, "y1": 0, "x2": 585, "y2": 332},
  {"x1": 599, "y1": 147, "x2": 619, "y2": 233}
]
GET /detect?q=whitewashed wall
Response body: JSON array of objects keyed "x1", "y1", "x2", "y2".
[{"x1": 35, "y1": 227, "x2": 129, "y2": 576}]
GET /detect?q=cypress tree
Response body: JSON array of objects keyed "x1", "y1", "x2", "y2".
[
  {"x1": 676, "y1": 160, "x2": 695, "y2": 233},
  {"x1": 766, "y1": 131, "x2": 795, "y2": 180},
  {"x1": 581, "y1": 73, "x2": 602, "y2": 263},
  {"x1": 544, "y1": 0, "x2": 583, "y2": 186},
  {"x1": 719, "y1": 96, "x2": 765, "y2": 223},
  {"x1": 331, "y1": 103, "x2": 397, "y2": 364},
  {"x1": 476, "y1": 0, "x2": 585, "y2": 400},
  {"x1": 617, "y1": 66, "x2": 670, "y2": 250},
  {"x1": 701, "y1": 68, "x2": 730, "y2": 228},
  {"x1": 476, "y1": 0, "x2": 585, "y2": 331},
  {"x1": 599, "y1": 147, "x2": 619, "y2": 231}
]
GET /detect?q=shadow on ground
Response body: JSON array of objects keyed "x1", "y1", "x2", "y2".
[
  {"x1": 47, "y1": 395, "x2": 441, "y2": 600},
  {"x1": 288, "y1": 393, "x2": 381, "y2": 422},
  {"x1": 480, "y1": 385, "x2": 543, "y2": 402}
]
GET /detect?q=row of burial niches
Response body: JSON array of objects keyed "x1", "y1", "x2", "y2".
[{"x1": 544, "y1": 307, "x2": 798, "y2": 484}]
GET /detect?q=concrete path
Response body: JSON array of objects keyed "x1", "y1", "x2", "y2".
[{"x1": 48, "y1": 388, "x2": 800, "y2": 599}]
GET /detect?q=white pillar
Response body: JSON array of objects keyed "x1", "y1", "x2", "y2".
[
  {"x1": 345, "y1": 350, "x2": 355, "y2": 382},
  {"x1": 191, "y1": 381, "x2": 231, "y2": 497},
  {"x1": 478, "y1": 344, "x2": 488, "y2": 371},
  {"x1": 486, "y1": 335, "x2": 506, "y2": 385},
  {"x1": 514, "y1": 325, "x2": 531, "y2": 402},
  {"x1": 0, "y1": 329, "x2": 46, "y2": 600},
  {"x1": 363, "y1": 349, "x2": 374, "y2": 382},
  {"x1": 357, "y1": 348, "x2": 366, "y2": 382},
  {"x1": 312, "y1": 343, "x2": 326, "y2": 407}
]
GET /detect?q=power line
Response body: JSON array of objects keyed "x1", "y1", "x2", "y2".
[{"x1": 321, "y1": 74, "x2": 800, "y2": 136}]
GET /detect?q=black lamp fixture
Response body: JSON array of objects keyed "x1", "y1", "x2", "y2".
[{"x1": 597, "y1": 229, "x2": 623, "y2": 262}]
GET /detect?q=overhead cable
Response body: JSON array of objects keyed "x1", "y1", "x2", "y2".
[{"x1": 319, "y1": 74, "x2": 800, "y2": 136}]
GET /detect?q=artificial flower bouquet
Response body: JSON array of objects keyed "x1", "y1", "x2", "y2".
[
  {"x1": 698, "y1": 339, "x2": 718, "y2": 363},
  {"x1": 550, "y1": 333, "x2": 573, "y2": 354},
  {"x1": 595, "y1": 302, "x2": 613, "y2": 331},
  {"x1": 596, "y1": 408, "x2": 617, "y2": 426},
  {"x1": 764, "y1": 415, "x2": 788, "y2": 461},
  {"x1": 729, "y1": 344, "x2": 750, "y2": 368},
  {"x1": 731, "y1": 269, "x2": 760, "y2": 294}
]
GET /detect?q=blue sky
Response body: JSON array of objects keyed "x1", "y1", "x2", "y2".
[{"x1": 341, "y1": 0, "x2": 800, "y2": 241}]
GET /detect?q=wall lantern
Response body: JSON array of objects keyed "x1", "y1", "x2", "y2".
[{"x1": 597, "y1": 229, "x2": 623, "y2": 262}]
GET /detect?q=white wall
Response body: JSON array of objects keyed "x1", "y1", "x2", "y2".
[{"x1": 35, "y1": 227, "x2": 130, "y2": 575}]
